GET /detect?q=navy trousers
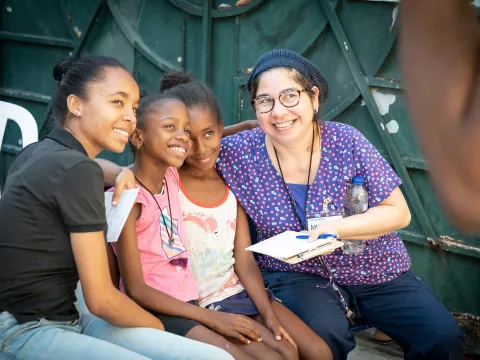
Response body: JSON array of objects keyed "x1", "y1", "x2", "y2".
[{"x1": 263, "y1": 270, "x2": 464, "y2": 360}]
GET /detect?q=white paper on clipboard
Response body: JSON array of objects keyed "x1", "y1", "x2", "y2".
[
  {"x1": 104, "y1": 188, "x2": 139, "y2": 242},
  {"x1": 245, "y1": 231, "x2": 336, "y2": 261}
]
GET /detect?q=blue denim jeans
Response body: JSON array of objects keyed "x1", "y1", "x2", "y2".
[
  {"x1": 0, "y1": 311, "x2": 151, "y2": 360},
  {"x1": 0, "y1": 285, "x2": 233, "y2": 360}
]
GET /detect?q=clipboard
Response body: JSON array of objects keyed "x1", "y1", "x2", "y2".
[
  {"x1": 246, "y1": 231, "x2": 343, "y2": 264},
  {"x1": 282, "y1": 240, "x2": 343, "y2": 264}
]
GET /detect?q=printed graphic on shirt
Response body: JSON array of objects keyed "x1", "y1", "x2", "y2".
[
  {"x1": 180, "y1": 186, "x2": 244, "y2": 307},
  {"x1": 159, "y1": 207, "x2": 187, "y2": 259},
  {"x1": 183, "y1": 212, "x2": 237, "y2": 279}
]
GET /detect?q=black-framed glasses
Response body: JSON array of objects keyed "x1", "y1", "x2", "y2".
[{"x1": 252, "y1": 88, "x2": 312, "y2": 114}]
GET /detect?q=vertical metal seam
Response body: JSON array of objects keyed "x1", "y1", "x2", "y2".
[
  {"x1": 320, "y1": 0, "x2": 438, "y2": 244},
  {"x1": 59, "y1": 0, "x2": 80, "y2": 41},
  {"x1": 0, "y1": 0, "x2": 4, "y2": 190},
  {"x1": 182, "y1": 12, "x2": 187, "y2": 72},
  {"x1": 233, "y1": 17, "x2": 241, "y2": 124},
  {"x1": 200, "y1": 0, "x2": 212, "y2": 84}
]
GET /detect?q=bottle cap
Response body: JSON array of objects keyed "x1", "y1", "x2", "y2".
[{"x1": 352, "y1": 175, "x2": 364, "y2": 185}]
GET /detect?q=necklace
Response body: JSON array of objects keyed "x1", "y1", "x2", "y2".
[
  {"x1": 134, "y1": 175, "x2": 175, "y2": 246},
  {"x1": 273, "y1": 125, "x2": 315, "y2": 229}
]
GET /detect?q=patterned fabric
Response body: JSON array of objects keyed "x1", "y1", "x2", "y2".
[
  {"x1": 179, "y1": 184, "x2": 244, "y2": 307},
  {"x1": 111, "y1": 167, "x2": 199, "y2": 302},
  {"x1": 217, "y1": 121, "x2": 411, "y2": 285}
]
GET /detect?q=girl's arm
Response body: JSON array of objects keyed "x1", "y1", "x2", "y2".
[
  {"x1": 94, "y1": 158, "x2": 134, "y2": 205},
  {"x1": 308, "y1": 187, "x2": 411, "y2": 241},
  {"x1": 222, "y1": 120, "x2": 258, "y2": 137},
  {"x1": 61, "y1": 161, "x2": 163, "y2": 330},
  {"x1": 117, "y1": 203, "x2": 262, "y2": 344},
  {"x1": 233, "y1": 202, "x2": 296, "y2": 349},
  {"x1": 71, "y1": 231, "x2": 164, "y2": 330},
  {"x1": 107, "y1": 244, "x2": 120, "y2": 288},
  {"x1": 95, "y1": 158, "x2": 132, "y2": 188}
]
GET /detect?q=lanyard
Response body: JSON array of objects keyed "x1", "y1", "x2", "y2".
[
  {"x1": 134, "y1": 176, "x2": 174, "y2": 245},
  {"x1": 134, "y1": 175, "x2": 188, "y2": 267},
  {"x1": 273, "y1": 127, "x2": 313, "y2": 228},
  {"x1": 272, "y1": 125, "x2": 355, "y2": 324}
]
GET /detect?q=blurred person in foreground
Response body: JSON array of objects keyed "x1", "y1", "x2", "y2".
[{"x1": 401, "y1": 0, "x2": 480, "y2": 233}]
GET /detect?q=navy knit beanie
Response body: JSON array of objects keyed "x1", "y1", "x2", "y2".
[{"x1": 247, "y1": 49, "x2": 328, "y2": 103}]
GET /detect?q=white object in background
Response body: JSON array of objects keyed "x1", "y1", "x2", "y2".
[
  {"x1": 104, "y1": 188, "x2": 139, "y2": 242},
  {"x1": 0, "y1": 101, "x2": 38, "y2": 151}
]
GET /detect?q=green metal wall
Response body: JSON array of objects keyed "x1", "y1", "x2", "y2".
[{"x1": 1, "y1": 0, "x2": 479, "y2": 315}]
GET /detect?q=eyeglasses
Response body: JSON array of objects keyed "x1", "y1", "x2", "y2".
[{"x1": 252, "y1": 88, "x2": 312, "y2": 114}]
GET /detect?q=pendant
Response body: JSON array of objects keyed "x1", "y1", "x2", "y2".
[
  {"x1": 169, "y1": 238, "x2": 175, "y2": 246},
  {"x1": 323, "y1": 196, "x2": 332, "y2": 212}
]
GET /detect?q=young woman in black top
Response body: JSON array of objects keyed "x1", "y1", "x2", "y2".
[{"x1": 0, "y1": 56, "x2": 232, "y2": 360}]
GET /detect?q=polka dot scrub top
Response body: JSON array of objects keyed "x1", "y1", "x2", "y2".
[{"x1": 217, "y1": 121, "x2": 411, "y2": 285}]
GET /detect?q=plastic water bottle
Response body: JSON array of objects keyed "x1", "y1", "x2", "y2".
[{"x1": 343, "y1": 176, "x2": 368, "y2": 255}]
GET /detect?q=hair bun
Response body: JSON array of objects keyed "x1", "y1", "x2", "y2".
[
  {"x1": 53, "y1": 57, "x2": 78, "y2": 84},
  {"x1": 159, "y1": 71, "x2": 195, "y2": 92}
]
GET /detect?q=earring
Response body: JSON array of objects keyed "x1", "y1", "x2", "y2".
[
  {"x1": 314, "y1": 108, "x2": 318, "y2": 114},
  {"x1": 76, "y1": 111, "x2": 81, "y2": 116},
  {"x1": 136, "y1": 144, "x2": 142, "y2": 150}
]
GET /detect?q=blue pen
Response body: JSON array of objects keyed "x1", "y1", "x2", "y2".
[{"x1": 296, "y1": 233, "x2": 338, "y2": 240}]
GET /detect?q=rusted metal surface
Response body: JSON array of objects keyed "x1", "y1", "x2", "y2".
[
  {"x1": 453, "y1": 313, "x2": 480, "y2": 355},
  {"x1": 439, "y1": 236, "x2": 480, "y2": 255}
]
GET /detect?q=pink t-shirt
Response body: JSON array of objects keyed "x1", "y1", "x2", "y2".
[{"x1": 113, "y1": 167, "x2": 199, "y2": 302}]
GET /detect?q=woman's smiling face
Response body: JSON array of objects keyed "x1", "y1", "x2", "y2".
[{"x1": 254, "y1": 68, "x2": 319, "y2": 146}]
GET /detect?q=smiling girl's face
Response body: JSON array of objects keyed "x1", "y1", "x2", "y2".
[
  {"x1": 183, "y1": 105, "x2": 223, "y2": 172},
  {"x1": 73, "y1": 67, "x2": 140, "y2": 156},
  {"x1": 137, "y1": 98, "x2": 192, "y2": 168}
]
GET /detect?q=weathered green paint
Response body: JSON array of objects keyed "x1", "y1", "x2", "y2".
[
  {"x1": 321, "y1": 1, "x2": 438, "y2": 246},
  {"x1": 39, "y1": 0, "x2": 105, "y2": 140},
  {"x1": 200, "y1": 0, "x2": 212, "y2": 83},
  {"x1": 1, "y1": 0, "x2": 479, "y2": 315}
]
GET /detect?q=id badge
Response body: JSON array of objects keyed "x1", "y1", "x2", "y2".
[{"x1": 306, "y1": 210, "x2": 343, "y2": 232}]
